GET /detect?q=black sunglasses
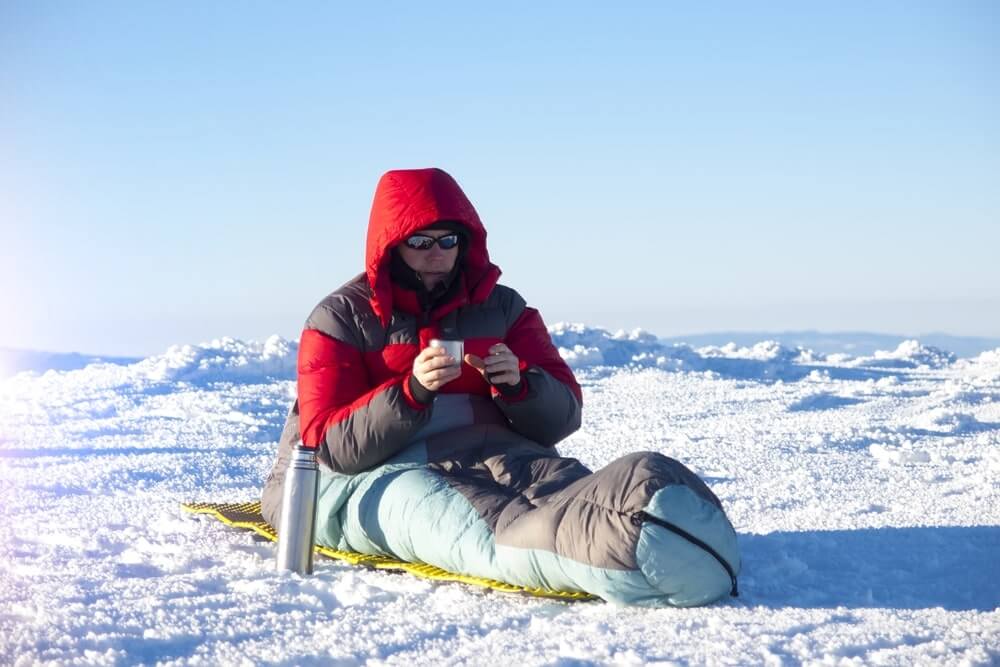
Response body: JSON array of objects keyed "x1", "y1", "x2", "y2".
[{"x1": 403, "y1": 233, "x2": 461, "y2": 251}]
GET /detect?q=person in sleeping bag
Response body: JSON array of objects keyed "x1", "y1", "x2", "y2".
[{"x1": 261, "y1": 167, "x2": 740, "y2": 606}]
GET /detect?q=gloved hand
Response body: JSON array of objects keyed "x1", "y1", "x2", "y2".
[{"x1": 465, "y1": 343, "x2": 521, "y2": 388}]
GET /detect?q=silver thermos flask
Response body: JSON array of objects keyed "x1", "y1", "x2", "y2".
[{"x1": 275, "y1": 443, "x2": 319, "y2": 574}]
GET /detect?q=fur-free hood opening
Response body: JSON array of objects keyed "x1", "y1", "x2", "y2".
[{"x1": 365, "y1": 168, "x2": 501, "y2": 325}]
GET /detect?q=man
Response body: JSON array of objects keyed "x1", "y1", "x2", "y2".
[{"x1": 261, "y1": 168, "x2": 739, "y2": 607}]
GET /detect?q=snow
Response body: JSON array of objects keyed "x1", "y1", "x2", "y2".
[
  {"x1": 1, "y1": 325, "x2": 998, "y2": 665},
  {"x1": 851, "y1": 340, "x2": 958, "y2": 370}
]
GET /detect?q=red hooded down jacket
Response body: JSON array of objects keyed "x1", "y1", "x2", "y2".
[{"x1": 261, "y1": 168, "x2": 583, "y2": 524}]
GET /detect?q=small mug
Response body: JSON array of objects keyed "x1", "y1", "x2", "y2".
[{"x1": 429, "y1": 339, "x2": 464, "y2": 367}]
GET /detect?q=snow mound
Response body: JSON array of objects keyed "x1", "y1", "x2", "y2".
[
  {"x1": 547, "y1": 324, "x2": 822, "y2": 382},
  {"x1": 970, "y1": 347, "x2": 1000, "y2": 367},
  {"x1": 694, "y1": 340, "x2": 821, "y2": 363},
  {"x1": 547, "y1": 323, "x2": 664, "y2": 367},
  {"x1": 0, "y1": 336, "x2": 298, "y2": 398},
  {"x1": 852, "y1": 340, "x2": 956, "y2": 370},
  {"x1": 957, "y1": 347, "x2": 1000, "y2": 382},
  {"x1": 0, "y1": 349, "x2": 140, "y2": 379},
  {"x1": 547, "y1": 324, "x2": 810, "y2": 369},
  {"x1": 137, "y1": 335, "x2": 296, "y2": 384}
]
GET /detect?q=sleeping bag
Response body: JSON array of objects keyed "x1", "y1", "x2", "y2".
[{"x1": 260, "y1": 168, "x2": 740, "y2": 607}]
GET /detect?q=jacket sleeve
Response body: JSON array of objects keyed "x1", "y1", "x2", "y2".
[
  {"x1": 492, "y1": 306, "x2": 582, "y2": 446},
  {"x1": 298, "y1": 325, "x2": 432, "y2": 474}
]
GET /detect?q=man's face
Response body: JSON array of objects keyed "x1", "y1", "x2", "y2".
[{"x1": 397, "y1": 229, "x2": 460, "y2": 289}]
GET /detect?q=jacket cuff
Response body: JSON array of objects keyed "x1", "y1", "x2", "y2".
[
  {"x1": 491, "y1": 377, "x2": 529, "y2": 402},
  {"x1": 404, "y1": 373, "x2": 436, "y2": 408}
]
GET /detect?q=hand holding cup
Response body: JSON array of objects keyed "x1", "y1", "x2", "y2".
[
  {"x1": 465, "y1": 343, "x2": 521, "y2": 387},
  {"x1": 412, "y1": 339, "x2": 463, "y2": 391}
]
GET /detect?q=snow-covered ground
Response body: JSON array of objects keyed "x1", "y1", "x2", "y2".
[{"x1": 1, "y1": 326, "x2": 998, "y2": 665}]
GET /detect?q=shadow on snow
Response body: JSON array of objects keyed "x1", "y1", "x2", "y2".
[{"x1": 739, "y1": 525, "x2": 1000, "y2": 611}]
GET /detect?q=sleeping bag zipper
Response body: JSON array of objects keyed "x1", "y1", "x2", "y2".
[{"x1": 632, "y1": 511, "x2": 739, "y2": 597}]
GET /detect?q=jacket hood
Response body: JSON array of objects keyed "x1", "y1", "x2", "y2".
[{"x1": 366, "y1": 168, "x2": 501, "y2": 325}]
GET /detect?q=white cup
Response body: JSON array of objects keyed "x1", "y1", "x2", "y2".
[{"x1": 429, "y1": 338, "x2": 464, "y2": 367}]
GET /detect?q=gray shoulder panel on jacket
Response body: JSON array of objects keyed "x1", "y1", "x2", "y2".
[{"x1": 304, "y1": 274, "x2": 382, "y2": 350}]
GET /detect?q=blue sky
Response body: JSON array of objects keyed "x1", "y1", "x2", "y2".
[{"x1": 2, "y1": 2, "x2": 997, "y2": 355}]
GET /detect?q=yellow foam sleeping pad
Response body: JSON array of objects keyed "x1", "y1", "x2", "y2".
[{"x1": 181, "y1": 501, "x2": 594, "y2": 601}]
